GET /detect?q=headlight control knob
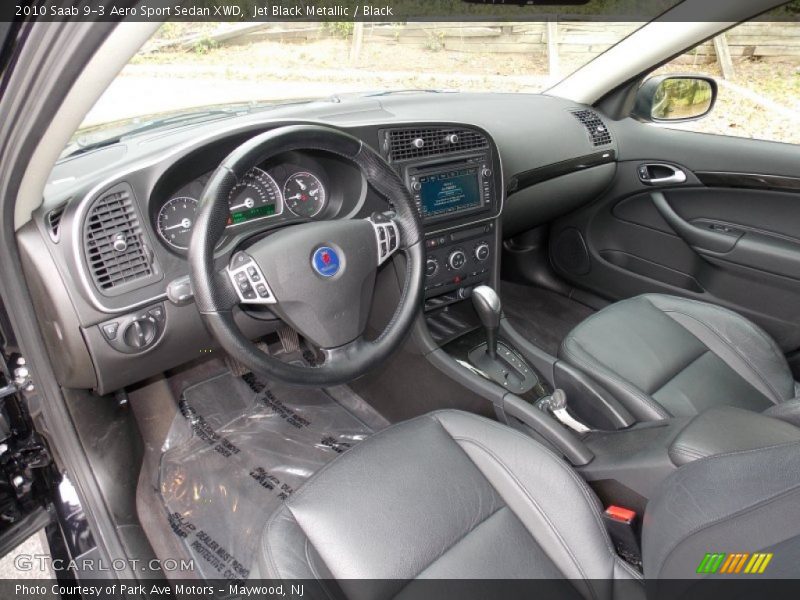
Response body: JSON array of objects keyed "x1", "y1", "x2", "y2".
[{"x1": 122, "y1": 317, "x2": 157, "y2": 349}]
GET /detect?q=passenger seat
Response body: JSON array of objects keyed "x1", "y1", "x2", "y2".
[{"x1": 559, "y1": 294, "x2": 800, "y2": 423}]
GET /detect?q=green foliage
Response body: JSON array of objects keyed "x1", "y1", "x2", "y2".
[
  {"x1": 192, "y1": 36, "x2": 219, "y2": 54},
  {"x1": 324, "y1": 22, "x2": 355, "y2": 39}
]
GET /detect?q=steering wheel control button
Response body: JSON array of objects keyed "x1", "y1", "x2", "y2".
[
  {"x1": 232, "y1": 252, "x2": 250, "y2": 267},
  {"x1": 368, "y1": 214, "x2": 401, "y2": 265},
  {"x1": 312, "y1": 246, "x2": 341, "y2": 278},
  {"x1": 227, "y1": 253, "x2": 276, "y2": 305}
]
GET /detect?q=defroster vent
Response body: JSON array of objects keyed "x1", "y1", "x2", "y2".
[
  {"x1": 570, "y1": 109, "x2": 613, "y2": 147},
  {"x1": 83, "y1": 183, "x2": 157, "y2": 293},
  {"x1": 45, "y1": 202, "x2": 67, "y2": 242},
  {"x1": 383, "y1": 127, "x2": 489, "y2": 162}
]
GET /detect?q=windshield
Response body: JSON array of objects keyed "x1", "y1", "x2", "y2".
[{"x1": 72, "y1": 20, "x2": 645, "y2": 150}]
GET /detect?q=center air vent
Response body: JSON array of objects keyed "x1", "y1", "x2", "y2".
[
  {"x1": 570, "y1": 109, "x2": 613, "y2": 147},
  {"x1": 83, "y1": 183, "x2": 157, "y2": 293},
  {"x1": 383, "y1": 127, "x2": 489, "y2": 162}
]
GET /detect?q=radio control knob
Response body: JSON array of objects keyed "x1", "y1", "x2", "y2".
[
  {"x1": 425, "y1": 258, "x2": 439, "y2": 278},
  {"x1": 482, "y1": 168, "x2": 493, "y2": 178},
  {"x1": 448, "y1": 249, "x2": 467, "y2": 270},
  {"x1": 474, "y1": 243, "x2": 490, "y2": 262},
  {"x1": 411, "y1": 181, "x2": 422, "y2": 191}
]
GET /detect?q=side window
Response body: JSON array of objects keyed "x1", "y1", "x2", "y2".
[{"x1": 647, "y1": 18, "x2": 800, "y2": 145}]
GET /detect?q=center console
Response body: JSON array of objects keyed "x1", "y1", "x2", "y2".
[
  {"x1": 381, "y1": 126, "x2": 502, "y2": 314},
  {"x1": 384, "y1": 127, "x2": 582, "y2": 461}
]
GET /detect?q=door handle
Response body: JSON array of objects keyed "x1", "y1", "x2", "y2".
[
  {"x1": 650, "y1": 191, "x2": 739, "y2": 253},
  {"x1": 639, "y1": 163, "x2": 687, "y2": 186}
]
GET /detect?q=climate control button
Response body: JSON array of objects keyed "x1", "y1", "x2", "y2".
[
  {"x1": 474, "y1": 242, "x2": 490, "y2": 262},
  {"x1": 448, "y1": 249, "x2": 467, "y2": 270}
]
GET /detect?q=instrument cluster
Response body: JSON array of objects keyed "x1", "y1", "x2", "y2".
[{"x1": 155, "y1": 163, "x2": 329, "y2": 252}]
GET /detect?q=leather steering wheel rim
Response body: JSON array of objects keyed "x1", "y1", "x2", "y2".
[{"x1": 188, "y1": 124, "x2": 425, "y2": 386}]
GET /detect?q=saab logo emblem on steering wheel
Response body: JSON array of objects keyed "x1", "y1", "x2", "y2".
[{"x1": 312, "y1": 246, "x2": 341, "y2": 277}]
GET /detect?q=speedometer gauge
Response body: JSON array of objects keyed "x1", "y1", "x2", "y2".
[
  {"x1": 157, "y1": 196, "x2": 198, "y2": 250},
  {"x1": 227, "y1": 167, "x2": 282, "y2": 226},
  {"x1": 284, "y1": 172, "x2": 326, "y2": 218}
]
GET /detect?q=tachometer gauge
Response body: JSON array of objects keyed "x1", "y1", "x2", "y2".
[
  {"x1": 284, "y1": 172, "x2": 326, "y2": 218},
  {"x1": 227, "y1": 167, "x2": 283, "y2": 226},
  {"x1": 157, "y1": 196, "x2": 198, "y2": 250}
]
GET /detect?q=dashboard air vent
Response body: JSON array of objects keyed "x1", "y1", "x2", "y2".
[
  {"x1": 570, "y1": 109, "x2": 613, "y2": 147},
  {"x1": 384, "y1": 127, "x2": 489, "y2": 162},
  {"x1": 83, "y1": 184, "x2": 154, "y2": 292},
  {"x1": 45, "y1": 202, "x2": 67, "y2": 242}
]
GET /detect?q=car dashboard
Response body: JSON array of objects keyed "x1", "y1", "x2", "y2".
[{"x1": 18, "y1": 93, "x2": 619, "y2": 393}]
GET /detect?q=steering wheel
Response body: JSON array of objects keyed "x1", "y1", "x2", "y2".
[{"x1": 188, "y1": 125, "x2": 425, "y2": 386}]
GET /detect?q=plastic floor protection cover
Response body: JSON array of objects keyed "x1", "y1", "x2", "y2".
[{"x1": 159, "y1": 371, "x2": 381, "y2": 581}]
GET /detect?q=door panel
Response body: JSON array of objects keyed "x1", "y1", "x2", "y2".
[{"x1": 550, "y1": 121, "x2": 800, "y2": 352}]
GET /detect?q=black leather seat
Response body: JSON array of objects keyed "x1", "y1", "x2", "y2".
[
  {"x1": 559, "y1": 294, "x2": 800, "y2": 422},
  {"x1": 260, "y1": 410, "x2": 800, "y2": 592}
]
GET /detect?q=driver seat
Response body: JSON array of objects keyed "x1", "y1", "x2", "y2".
[{"x1": 260, "y1": 410, "x2": 800, "y2": 594}]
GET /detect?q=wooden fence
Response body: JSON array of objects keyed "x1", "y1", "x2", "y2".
[
  {"x1": 161, "y1": 21, "x2": 800, "y2": 78},
  {"x1": 226, "y1": 21, "x2": 800, "y2": 61}
]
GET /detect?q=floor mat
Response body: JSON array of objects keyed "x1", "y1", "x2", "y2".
[
  {"x1": 158, "y1": 371, "x2": 382, "y2": 581},
  {"x1": 501, "y1": 282, "x2": 595, "y2": 356}
]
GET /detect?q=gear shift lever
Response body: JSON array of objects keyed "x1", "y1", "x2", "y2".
[
  {"x1": 471, "y1": 285, "x2": 502, "y2": 359},
  {"x1": 465, "y1": 285, "x2": 538, "y2": 395}
]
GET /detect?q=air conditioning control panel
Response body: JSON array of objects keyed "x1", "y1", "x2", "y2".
[{"x1": 424, "y1": 222, "x2": 494, "y2": 304}]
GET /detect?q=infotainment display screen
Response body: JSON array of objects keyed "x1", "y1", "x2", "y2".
[{"x1": 418, "y1": 168, "x2": 481, "y2": 218}]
